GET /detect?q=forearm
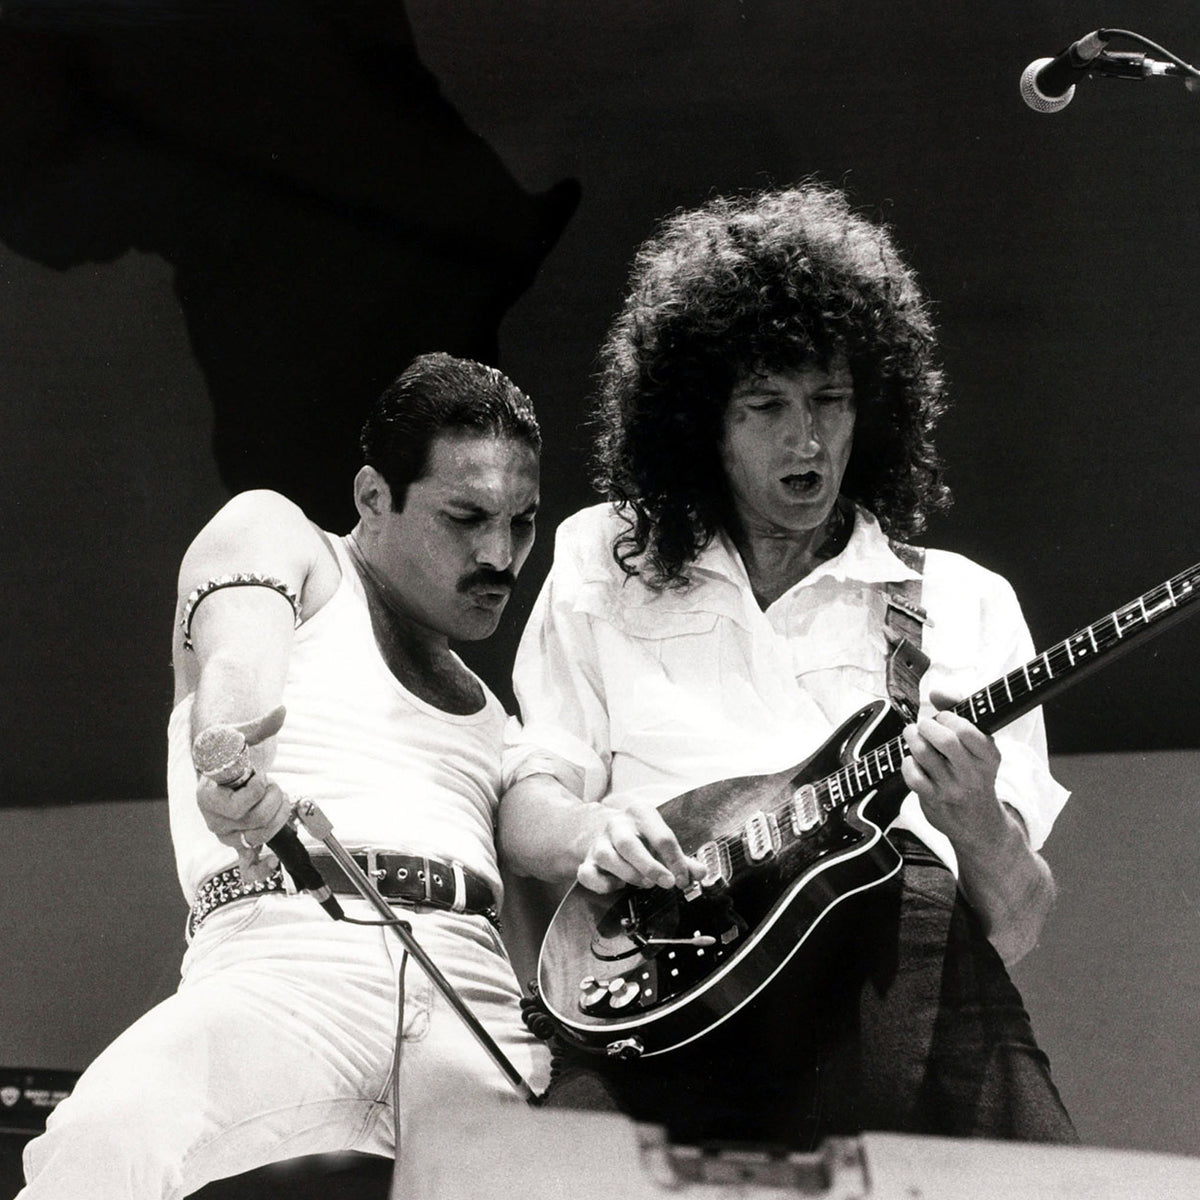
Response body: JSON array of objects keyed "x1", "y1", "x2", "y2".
[
  {"x1": 498, "y1": 773, "x2": 608, "y2": 886},
  {"x1": 904, "y1": 696, "x2": 1058, "y2": 966},
  {"x1": 952, "y1": 804, "x2": 1056, "y2": 966},
  {"x1": 191, "y1": 646, "x2": 285, "y2": 735}
]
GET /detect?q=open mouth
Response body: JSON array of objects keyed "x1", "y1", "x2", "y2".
[{"x1": 781, "y1": 470, "x2": 821, "y2": 495}]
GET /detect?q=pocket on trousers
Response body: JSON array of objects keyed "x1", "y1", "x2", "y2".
[{"x1": 181, "y1": 897, "x2": 269, "y2": 975}]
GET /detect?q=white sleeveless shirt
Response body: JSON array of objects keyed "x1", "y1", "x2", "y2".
[{"x1": 167, "y1": 535, "x2": 508, "y2": 905}]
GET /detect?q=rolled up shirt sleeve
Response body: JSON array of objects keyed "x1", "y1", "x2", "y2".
[{"x1": 994, "y1": 737, "x2": 1068, "y2": 851}]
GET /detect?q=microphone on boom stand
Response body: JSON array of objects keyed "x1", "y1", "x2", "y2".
[{"x1": 1020, "y1": 28, "x2": 1200, "y2": 112}]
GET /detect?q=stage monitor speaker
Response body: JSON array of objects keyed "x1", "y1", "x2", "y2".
[
  {"x1": 0, "y1": 1068, "x2": 79, "y2": 1137},
  {"x1": 393, "y1": 1100, "x2": 1200, "y2": 1199}
]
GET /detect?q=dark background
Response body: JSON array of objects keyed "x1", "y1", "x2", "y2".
[{"x1": 2, "y1": 0, "x2": 1199, "y2": 805}]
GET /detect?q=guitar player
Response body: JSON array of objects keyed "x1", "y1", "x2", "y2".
[{"x1": 498, "y1": 183, "x2": 1077, "y2": 1147}]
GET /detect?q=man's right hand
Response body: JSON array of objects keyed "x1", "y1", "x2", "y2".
[
  {"x1": 192, "y1": 707, "x2": 290, "y2": 882},
  {"x1": 196, "y1": 772, "x2": 291, "y2": 884},
  {"x1": 576, "y1": 797, "x2": 705, "y2": 894}
]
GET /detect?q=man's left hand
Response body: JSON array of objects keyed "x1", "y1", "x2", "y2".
[{"x1": 900, "y1": 688, "x2": 1004, "y2": 847}]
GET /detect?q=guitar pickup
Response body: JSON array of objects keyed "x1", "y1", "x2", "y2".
[
  {"x1": 790, "y1": 784, "x2": 822, "y2": 834},
  {"x1": 696, "y1": 839, "x2": 731, "y2": 887},
  {"x1": 744, "y1": 811, "x2": 781, "y2": 861}
]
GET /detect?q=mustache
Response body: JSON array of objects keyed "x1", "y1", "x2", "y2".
[{"x1": 458, "y1": 567, "x2": 518, "y2": 594}]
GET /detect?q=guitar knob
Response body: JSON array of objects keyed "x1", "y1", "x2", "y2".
[
  {"x1": 608, "y1": 979, "x2": 640, "y2": 1009},
  {"x1": 580, "y1": 980, "x2": 610, "y2": 1011}
]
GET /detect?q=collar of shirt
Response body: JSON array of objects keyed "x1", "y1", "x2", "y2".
[
  {"x1": 690, "y1": 506, "x2": 921, "y2": 603},
  {"x1": 575, "y1": 504, "x2": 922, "y2": 637}
]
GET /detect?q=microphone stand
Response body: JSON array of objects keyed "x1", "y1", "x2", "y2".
[{"x1": 288, "y1": 796, "x2": 542, "y2": 1104}]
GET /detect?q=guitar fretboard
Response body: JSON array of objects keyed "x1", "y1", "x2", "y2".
[{"x1": 832, "y1": 562, "x2": 1200, "y2": 811}]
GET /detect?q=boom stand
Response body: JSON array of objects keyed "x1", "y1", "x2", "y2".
[{"x1": 289, "y1": 797, "x2": 542, "y2": 1104}]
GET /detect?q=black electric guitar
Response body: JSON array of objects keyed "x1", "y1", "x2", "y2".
[{"x1": 536, "y1": 562, "x2": 1200, "y2": 1059}]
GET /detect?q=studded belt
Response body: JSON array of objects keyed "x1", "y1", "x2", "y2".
[{"x1": 188, "y1": 850, "x2": 498, "y2": 936}]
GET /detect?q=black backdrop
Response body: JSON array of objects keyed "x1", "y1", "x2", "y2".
[{"x1": 2, "y1": 0, "x2": 1199, "y2": 805}]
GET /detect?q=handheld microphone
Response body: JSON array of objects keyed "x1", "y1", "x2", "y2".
[
  {"x1": 1020, "y1": 30, "x2": 1112, "y2": 112},
  {"x1": 192, "y1": 712, "x2": 344, "y2": 921}
]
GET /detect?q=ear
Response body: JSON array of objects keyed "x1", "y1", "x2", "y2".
[{"x1": 353, "y1": 465, "x2": 394, "y2": 524}]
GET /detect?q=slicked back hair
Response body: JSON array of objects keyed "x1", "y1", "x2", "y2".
[{"x1": 361, "y1": 352, "x2": 540, "y2": 509}]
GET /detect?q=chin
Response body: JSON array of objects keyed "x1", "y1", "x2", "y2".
[
  {"x1": 454, "y1": 611, "x2": 504, "y2": 642},
  {"x1": 779, "y1": 496, "x2": 837, "y2": 529},
  {"x1": 769, "y1": 510, "x2": 829, "y2": 536},
  {"x1": 455, "y1": 628, "x2": 498, "y2": 644}
]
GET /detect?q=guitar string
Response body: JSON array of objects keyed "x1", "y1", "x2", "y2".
[{"x1": 703, "y1": 569, "x2": 1198, "y2": 874}]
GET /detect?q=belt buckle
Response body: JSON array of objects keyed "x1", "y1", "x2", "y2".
[
  {"x1": 421, "y1": 855, "x2": 433, "y2": 904},
  {"x1": 365, "y1": 848, "x2": 381, "y2": 887}
]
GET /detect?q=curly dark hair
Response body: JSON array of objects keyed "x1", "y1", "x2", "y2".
[{"x1": 593, "y1": 183, "x2": 951, "y2": 589}]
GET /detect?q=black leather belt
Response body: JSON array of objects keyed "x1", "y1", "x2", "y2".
[
  {"x1": 310, "y1": 850, "x2": 496, "y2": 918},
  {"x1": 189, "y1": 850, "x2": 497, "y2": 936}
]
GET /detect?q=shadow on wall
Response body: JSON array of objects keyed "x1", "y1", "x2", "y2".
[{"x1": 0, "y1": 0, "x2": 579, "y2": 530}]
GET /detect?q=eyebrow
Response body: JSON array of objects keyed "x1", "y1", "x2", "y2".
[
  {"x1": 732, "y1": 379, "x2": 853, "y2": 398},
  {"x1": 443, "y1": 497, "x2": 540, "y2": 516},
  {"x1": 731, "y1": 379, "x2": 786, "y2": 397}
]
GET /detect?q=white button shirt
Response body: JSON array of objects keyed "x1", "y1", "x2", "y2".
[{"x1": 503, "y1": 503, "x2": 1068, "y2": 874}]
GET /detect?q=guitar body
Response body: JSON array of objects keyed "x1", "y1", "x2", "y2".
[{"x1": 536, "y1": 699, "x2": 910, "y2": 1058}]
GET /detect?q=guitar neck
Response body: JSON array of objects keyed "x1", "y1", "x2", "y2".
[
  {"x1": 830, "y1": 562, "x2": 1200, "y2": 810},
  {"x1": 954, "y1": 562, "x2": 1200, "y2": 736}
]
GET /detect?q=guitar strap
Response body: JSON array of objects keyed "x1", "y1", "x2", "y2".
[{"x1": 883, "y1": 541, "x2": 929, "y2": 721}]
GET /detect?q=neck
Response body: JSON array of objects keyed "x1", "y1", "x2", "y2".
[
  {"x1": 728, "y1": 500, "x2": 852, "y2": 608},
  {"x1": 345, "y1": 527, "x2": 447, "y2": 656}
]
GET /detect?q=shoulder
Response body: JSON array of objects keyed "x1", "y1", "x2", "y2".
[
  {"x1": 545, "y1": 503, "x2": 729, "y2": 634},
  {"x1": 178, "y1": 490, "x2": 333, "y2": 600},
  {"x1": 188, "y1": 489, "x2": 329, "y2": 553},
  {"x1": 197, "y1": 489, "x2": 314, "y2": 538},
  {"x1": 919, "y1": 545, "x2": 1026, "y2": 629},
  {"x1": 921, "y1": 546, "x2": 1017, "y2": 594},
  {"x1": 550, "y1": 503, "x2": 631, "y2": 584},
  {"x1": 535, "y1": 504, "x2": 642, "y2": 627},
  {"x1": 555, "y1": 502, "x2": 628, "y2": 550}
]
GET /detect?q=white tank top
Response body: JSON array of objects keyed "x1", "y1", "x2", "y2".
[{"x1": 167, "y1": 535, "x2": 508, "y2": 905}]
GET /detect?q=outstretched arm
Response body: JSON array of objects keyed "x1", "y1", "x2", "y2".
[{"x1": 174, "y1": 490, "x2": 327, "y2": 873}]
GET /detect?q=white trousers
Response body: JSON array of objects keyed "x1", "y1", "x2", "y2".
[{"x1": 18, "y1": 895, "x2": 550, "y2": 1199}]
